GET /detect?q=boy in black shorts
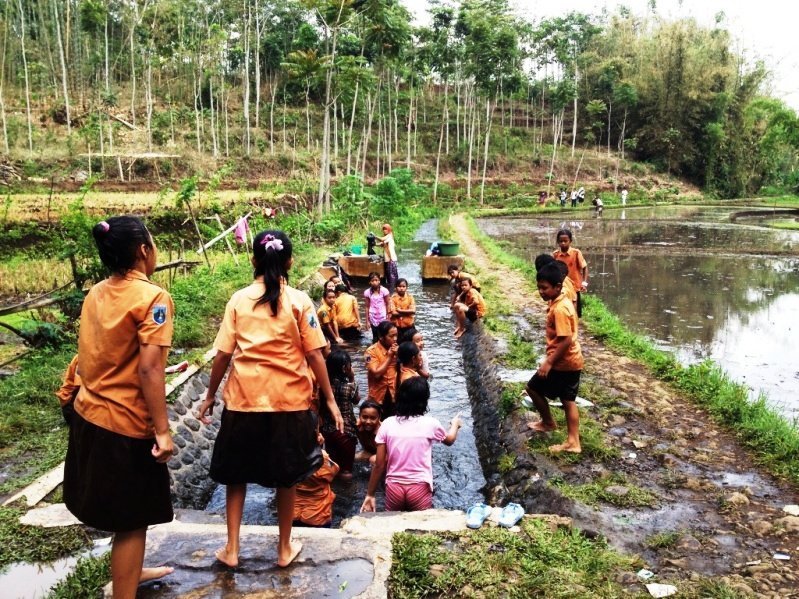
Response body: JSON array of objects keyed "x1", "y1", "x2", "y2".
[{"x1": 526, "y1": 263, "x2": 584, "y2": 453}]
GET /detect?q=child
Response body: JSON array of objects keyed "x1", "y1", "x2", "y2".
[
  {"x1": 621, "y1": 186, "x2": 628, "y2": 206},
  {"x1": 56, "y1": 354, "x2": 80, "y2": 425},
  {"x1": 452, "y1": 278, "x2": 487, "y2": 339},
  {"x1": 375, "y1": 223, "x2": 399, "y2": 291},
  {"x1": 400, "y1": 327, "x2": 430, "y2": 379},
  {"x1": 355, "y1": 400, "x2": 382, "y2": 464},
  {"x1": 525, "y1": 263, "x2": 584, "y2": 454},
  {"x1": 365, "y1": 320, "x2": 398, "y2": 416},
  {"x1": 390, "y1": 278, "x2": 416, "y2": 340},
  {"x1": 318, "y1": 288, "x2": 343, "y2": 344},
  {"x1": 323, "y1": 280, "x2": 337, "y2": 295},
  {"x1": 592, "y1": 196, "x2": 603, "y2": 216},
  {"x1": 364, "y1": 272, "x2": 391, "y2": 343},
  {"x1": 535, "y1": 254, "x2": 576, "y2": 310},
  {"x1": 334, "y1": 283, "x2": 362, "y2": 341},
  {"x1": 197, "y1": 229, "x2": 344, "y2": 569},
  {"x1": 63, "y1": 216, "x2": 175, "y2": 598},
  {"x1": 553, "y1": 228, "x2": 588, "y2": 318},
  {"x1": 293, "y1": 436, "x2": 339, "y2": 528},
  {"x1": 396, "y1": 341, "x2": 424, "y2": 385},
  {"x1": 447, "y1": 265, "x2": 481, "y2": 307},
  {"x1": 559, "y1": 189, "x2": 567, "y2": 208},
  {"x1": 360, "y1": 377, "x2": 461, "y2": 512},
  {"x1": 321, "y1": 350, "x2": 359, "y2": 481}
]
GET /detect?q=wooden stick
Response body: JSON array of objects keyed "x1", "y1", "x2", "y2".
[
  {"x1": 196, "y1": 211, "x2": 252, "y2": 254},
  {"x1": 214, "y1": 214, "x2": 239, "y2": 265}
]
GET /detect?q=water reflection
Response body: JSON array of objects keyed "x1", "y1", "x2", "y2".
[
  {"x1": 206, "y1": 220, "x2": 486, "y2": 524},
  {"x1": 478, "y1": 207, "x2": 799, "y2": 420}
]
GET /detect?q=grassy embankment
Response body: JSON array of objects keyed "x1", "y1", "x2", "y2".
[{"x1": 461, "y1": 213, "x2": 799, "y2": 486}]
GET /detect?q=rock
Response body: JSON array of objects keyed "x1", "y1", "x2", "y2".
[
  {"x1": 783, "y1": 504, "x2": 799, "y2": 516},
  {"x1": 659, "y1": 454, "x2": 679, "y2": 468},
  {"x1": 615, "y1": 572, "x2": 639, "y2": 585},
  {"x1": 683, "y1": 476, "x2": 705, "y2": 490},
  {"x1": 751, "y1": 520, "x2": 773, "y2": 536},
  {"x1": 728, "y1": 582, "x2": 755, "y2": 596},
  {"x1": 608, "y1": 414, "x2": 627, "y2": 427},
  {"x1": 604, "y1": 485, "x2": 630, "y2": 498},
  {"x1": 726, "y1": 492, "x2": 750, "y2": 506},
  {"x1": 184, "y1": 417, "x2": 202, "y2": 432},
  {"x1": 608, "y1": 427, "x2": 627, "y2": 437},
  {"x1": 429, "y1": 564, "x2": 446, "y2": 578},
  {"x1": 19, "y1": 503, "x2": 81, "y2": 528},
  {"x1": 774, "y1": 515, "x2": 799, "y2": 533},
  {"x1": 676, "y1": 535, "x2": 702, "y2": 551},
  {"x1": 663, "y1": 558, "x2": 688, "y2": 569},
  {"x1": 744, "y1": 563, "x2": 771, "y2": 575},
  {"x1": 632, "y1": 440, "x2": 647, "y2": 449}
]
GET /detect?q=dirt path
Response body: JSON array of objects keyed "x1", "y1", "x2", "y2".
[{"x1": 450, "y1": 214, "x2": 799, "y2": 598}]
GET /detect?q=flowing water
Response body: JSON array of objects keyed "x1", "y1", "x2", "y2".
[
  {"x1": 477, "y1": 205, "x2": 799, "y2": 420},
  {"x1": 206, "y1": 220, "x2": 486, "y2": 524}
]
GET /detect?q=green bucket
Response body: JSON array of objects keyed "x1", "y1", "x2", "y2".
[
  {"x1": 437, "y1": 241, "x2": 460, "y2": 257},
  {"x1": 351, "y1": 244, "x2": 363, "y2": 255}
]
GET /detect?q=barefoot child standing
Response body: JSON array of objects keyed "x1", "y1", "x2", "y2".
[
  {"x1": 525, "y1": 263, "x2": 584, "y2": 454},
  {"x1": 553, "y1": 228, "x2": 588, "y2": 318},
  {"x1": 198, "y1": 230, "x2": 343, "y2": 568}
]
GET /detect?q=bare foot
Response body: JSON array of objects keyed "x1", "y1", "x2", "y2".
[
  {"x1": 215, "y1": 546, "x2": 239, "y2": 568},
  {"x1": 140, "y1": 566, "x2": 174, "y2": 583},
  {"x1": 527, "y1": 421, "x2": 557, "y2": 433},
  {"x1": 277, "y1": 540, "x2": 303, "y2": 568},
  {"x1": 454, "y1": 328, "x2": 465, "y2": 339},
  {"x1": 338, "y1": 470, "x2": 353, "y2": 481},
  {"x1": 549, "y1": 442, "x2": 582, "y2": 454}
]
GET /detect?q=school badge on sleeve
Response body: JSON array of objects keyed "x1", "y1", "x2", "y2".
[
  {"x1": 307, "y1": 314, "x2": 318, "y2": 328},
  {"x1": 153, "y1": 304, "x2": 168, "y2": 325}
]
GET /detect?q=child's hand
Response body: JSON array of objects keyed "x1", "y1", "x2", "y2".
[
  {"x1": 197, "y1": 395, "x2": 216, "y2": 425},
  {"x1": 152, "y1": 431, "x2": 174, "y2": 463},
  {"x1": 388, "y1": 343, "x2": 398, "y2": 356},
  {"x1": 451, "y1": 412, "x2": 463, "y2": 429},
  {"x1": 360, "y1": 495, "x2": 377, "y2": 513},
  {"x1": 537, "y1": 361, "x2": 552, "y2": 378},
  {"x1": 335, "y1": 336, "x2": 344, "y2": 344}
]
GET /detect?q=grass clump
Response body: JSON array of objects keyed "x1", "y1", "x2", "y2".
[
  {"x1": 526, "y1": 404, "x2": 620, "y2": 463},
  {"x1": 645, "y1": 530, "x2": 683, "y2": 549},
  {"x1": 498, "y1": 453, "x2": 517, "y2": 475},
  {"x1": 389, "y1": 518, "x2": 637, "y2": 598},
  {"x1": 499, "y1": 382, "x2": 525, "y2": 418},
  {"x1": 46, "y1": 552, "x2": 111, "y2": 599},
  {"x1": 504, "y1": 333, "x2": 539, "y2": 369},
  {"x1": 550, "y1": 474, "x2": 659, "y2": 508},
  {"x1": 0, "y1": 504, "x2": 91, "y2": 569}
]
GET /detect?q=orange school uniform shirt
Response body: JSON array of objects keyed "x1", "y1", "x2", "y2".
[
  {"x1": 553, "y1": 247, "x2": 587, "y2": 290},
  {"x1": 334, "y1": 293, "x2": 360, "y2": 328},
  {"x1": 75, "y1": 272, "x2": 174, "y2": 439},
  {"x1": 460, "y1": 288, "x2": 487, "y2": 318},
  {"x1": 317, "y1": 303, "x2": 337, "y2": 328},
  {"x1": 562, "y1": 276, "x2": 577, "y2": 302},
  {"x1": 213, "y1": 281, "x2": 326, "y2": 412},
  {"x1": 399, "y1": 366, "x2": 421, "y2": 384},
  {"x1": 56, "y1": 355, "x2": 80, "y2": 407},
  {"x1": 545, "y1": 292, "x2": 583, "y2": 372},
  {"x1": 390, "y1": 292, "x2": 416, "y2": 329},
  {"x1": 365, "y1": 342, "x2": 397, "y2": 404},
  {"x1": 294, "y1": 450, "x2": 339, "y2": 526}
]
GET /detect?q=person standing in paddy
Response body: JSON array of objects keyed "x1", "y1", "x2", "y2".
[
  {"x1": 553, "y1": 228, "x2": 588, "y2": 318},
  {"x1": 375, "y1": 223, "x2": 399, "y2": 291},
  {"x1": 197, "y1": 230, "x2": 344, "y2": 569},
  {"x1": 63, "y1": 216, "x2": 175, "y2": 599}
]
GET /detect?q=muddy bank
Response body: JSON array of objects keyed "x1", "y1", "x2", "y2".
[{"x1": 453, "y1": 213, "x2": 799, "y2": 597}]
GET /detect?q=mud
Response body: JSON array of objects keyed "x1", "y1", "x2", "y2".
[{"x1": 451, "y1": 214, "x2": 799, "y2": 597}]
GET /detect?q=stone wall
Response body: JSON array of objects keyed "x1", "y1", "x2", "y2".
[
  {"x1": 165, "y1": 370, "x2": 222, "y2": 510},
  {"x1": 460, "y1": 320, "x2": 573, "y2": 516}
]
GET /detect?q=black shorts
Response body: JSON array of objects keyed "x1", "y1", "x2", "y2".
[
  {"x1": 466, "y1": 306, "x2": 479, "y2": 322},
  {"x1": 64, "y1": 412, "x2": 173, "y2": 532},
  {"x1": 576, "y1": 292, "x2": 583, "y2": 318},
  {"x1": 210, "y1": 408, "x2": 322, "y2": 488},
  {"x1": 527, "y1": 369, "x2": 581, "y2": 402}
]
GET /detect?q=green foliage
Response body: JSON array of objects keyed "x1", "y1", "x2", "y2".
[
  {"x1": 58, "y1": 178, "x2": 105, "y2": 287},
  {"x1": 0, "y1": 504, "x2": 91, "y2": 569},
  {"x1": 47, "y1": 552, "x2": 111, "y2": 599},
  {"x1": 645, "y1": 530, "x2": 683, "y2": 549},
  {"x1": 389, "y1": 519, "x2": 636, "y2": 598}
]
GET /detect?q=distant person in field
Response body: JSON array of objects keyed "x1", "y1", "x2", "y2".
[
  {"x1": 592, "y1": 196, "x2": 603, "y2": 216},
  {"x1": 559, "y1": 189, "x2": 567, "y2": 208},
  {"x1": 375, "y1": 223, "x2": 399, "y2": 291},
  {"x1": 621, "y1": 186, "x2": 628, "y2": 206},
  {"x1": 526, "y1": 263, "x2": 584, "y2": 454},
  {"x1": 553, "y1": 228, "x2": 588, "y2": 318}
]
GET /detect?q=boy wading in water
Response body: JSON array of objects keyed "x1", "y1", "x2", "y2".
[{"x1": 526, "y1": 263, "x2": 584, "y2": 453}]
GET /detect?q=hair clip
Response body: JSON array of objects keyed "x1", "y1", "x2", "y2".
[
  {"x1": 98, "y1": 221, "x2": 110, "y2": 232},
  {"x1": 260, "y1": 234, "x2": 283, "y2": 252}
]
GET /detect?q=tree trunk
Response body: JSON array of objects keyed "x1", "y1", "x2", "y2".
[
  {"x1": 406, "y1": 80, "x2": 413, "y2": 169},
  {"x1": 347, "y1": 79, "x2": 360, "y2": 175},
  {"x1": 17, "y1": 0, "x2": 33, "y2": 153},
  {"x1": 479, "y1": 97, "x2": 495, "y2": 205},
  {"x1": 433, "y1": 119, "x2": 444, "y2": 201},
  {"x1": 242, "y1": 3, "x2": 251, "y2": 156},
  {"x1": 269, "y1": 74, "x2": 277, "y2": 154},
  {"x1": 466, "y1": 92, "x2": 476, "y2": 201},
  {"x1": 146, "y1": 50, "x2": 153, "y2": 150},
  {"x1": 0, "y1": 1, "x2": 11, "y2": 154},
  {"x1": 254, "y1": 0, "x2": 261, "y2": 128}
]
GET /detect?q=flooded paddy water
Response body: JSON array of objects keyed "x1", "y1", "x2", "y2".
[
  {"x1": 477, "y1": 205, "x2": 799, "y2": 420},
  {"x1": 206, "y1": 220, "x2": 485, "y2": 524}
]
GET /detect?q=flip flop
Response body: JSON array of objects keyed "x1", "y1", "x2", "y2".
[
  {"x1": 465, "y1": 502, "x2": 493, "y2": 529},
  {"x1": 519, "y1": 391, "x2": 534, "y2": 410},
  {"x1": 498, "y1": 502, "x2": 524, "y2": 528}
]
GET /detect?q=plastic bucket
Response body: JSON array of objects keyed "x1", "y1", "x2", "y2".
[
  {"x1": 437, "y1": 242, "x2": 460, "y2": 256},
  {"x1": 351, "y1": 245, "x2": 363, "y2": 255}
]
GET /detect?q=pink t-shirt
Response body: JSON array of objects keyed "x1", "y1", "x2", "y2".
[
  {"x1": 375, "y1": 415, "x2": 447, "y2": 490},
  {"x1": 364, "y1": 286, "x2": 390, "y2": 327}
]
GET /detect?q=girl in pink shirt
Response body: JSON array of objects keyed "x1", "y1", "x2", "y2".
[{"x1": 360, "y1": 377, "x2": 461, "y2": 512}]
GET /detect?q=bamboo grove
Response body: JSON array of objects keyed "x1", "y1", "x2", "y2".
[{"x1": 1, "y1": 0, "x2": 798, "y2": 207}]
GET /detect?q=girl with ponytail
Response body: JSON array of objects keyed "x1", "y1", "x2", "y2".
[{"x1": 198, "y1": 229, "x2": 343, "y2": 568}]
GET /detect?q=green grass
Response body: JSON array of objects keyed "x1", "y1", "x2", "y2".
[
  {"x1": 47, "y1": 552, "x2": 111, "y2": 599},
  {"x1": 504, "y1": 333, "x2": 540, "y2": 369},
  {"x1": 524, "y1": 394, "x2": 620, "y2": 463},
  {"x1": 389, "y1": 519, "x2": 638, "y2": 598},
  {"x1": 0, "y1": 504, "x2": 91, "y2": 570},
  {"x1": 645, "y1": 530, "x2": 683, "y2": 549},
  {"x1": 766, "y1": 219, "x2": 799, "y2": 230},
  {"x1": 550, "y1": 474, "x2": 659, "y2": 508}
]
